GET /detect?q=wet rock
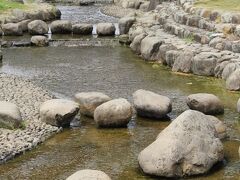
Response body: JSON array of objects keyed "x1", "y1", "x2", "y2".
[
  {"x1": 66, "y1": 169, "x2": 111, "y2": 180},
  {"x1": 133, "y1": 89, "x2": 172, "y2": 119},
  {"x1": 129, "y1": 25, "x2": 145, "y2": 41},
  {"x1": 0, "y1": 50, "x2": 2, "y2": 62},
  {"x1": 172, "y1": 50, "x2": 193, "y2": 73},
  {"x1": 237, "y1": 98, "x2": 240, "y2": 113},
  {"x1": 40, "y1": 99, "x2": 79, "y2": 127},
  {"x1": 94, "y1": 98, "x2": 132, "y2": 128},
  {"x1": 31, "y1": 36, "x2": 49, "y2": 47},
  {"x1": 50, "y1": 20, "x2": 72, "y2": 34},
  {"x1": 119, "y1": 34, "x2": 131, "y2": 45},
  {"x1": 187, "y1": 93, "x2": 224, "y2": 115},
  {"x1": 226, "y1": 68, "x2": 240, "y2": 91},
  {"x1": 74, "y1": 92, "x2": 111, "y2": 117},
  {"x1": 192, "y1": 52, "x2": 219, "y2": 76},
  {"x1": 18, "y1": 19, "x2": 32, "y2": 32},
  {"x1": 72, "y1": 23, "x2": 93, "y2": 35},
  {"x1": 130, "y1": 33, "x2": 147, "y2": 54},
  {"x1": 119, "y1": 16, "x2": 135, "y2": 34},
  {"x1": 214, "y1": 61, "x2": 230, "y2": 78},
  {"x1": 2, "y1": 23, "x2": 23, "y2": 36},
  {"x1": 140, "y1": 36, "x2": 163, "y2": 60},
  {"x1": 138, "y1": 110, "x2": 224, "y2": 178},
  {"x1": 0, "y1": 101, "x2": 22, "y2": 129},
  {"x1": 28, "y1": 20, "x2": 48, "y2": 35},
  {"x1": 96, "y1": 23, "x2": 116, "y2": 36}
]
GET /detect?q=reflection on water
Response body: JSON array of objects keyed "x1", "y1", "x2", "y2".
[{"x1": 0, "y1": 46, "x2": 239, "y2": 180}]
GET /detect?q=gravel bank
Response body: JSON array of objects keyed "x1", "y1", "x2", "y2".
[{"x1": 0, "y1": 73, "x2": 61, "y2": 163}]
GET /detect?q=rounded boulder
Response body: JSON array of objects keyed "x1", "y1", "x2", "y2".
[
  {"x1": 133, "y1": 89, "x2": 172, "y2": 119},
  {"x1": 40, "y1": 99, "x2": 79, "y2": 127},
  {"x1": 187, "y1": 93, "x2": 224, "y2": 115},
  {"x1": 66, "y1": 169, "x2": 111, "y2": 180},
  {"x1": 94, "y1": 98, "x2": 132, "y2": 128},
  {"x1": 28, "y1": 20, "x2": 48, "y2": 35},
  {"x1": 0, "y1": 101, "x2": 22, "y2": 129},
  {"x1": 74, "y1": 92, "x2": 111, "y2": 117}
]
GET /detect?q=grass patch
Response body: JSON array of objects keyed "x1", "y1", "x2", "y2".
[
  {"x1": 194, "y1": 0, "x2": 240, "y2": 12},
  {"x1": 0, "y1": 0, "x2": 26, "y2": 11}
]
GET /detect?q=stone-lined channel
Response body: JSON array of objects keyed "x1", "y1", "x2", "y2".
[{"x1": 0, "y1": 4, "x2": 239, "y2": 180}]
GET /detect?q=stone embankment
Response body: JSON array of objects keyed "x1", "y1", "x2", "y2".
[{"x1": 113, "y1": 0, "x2": 240, "y2": 91}]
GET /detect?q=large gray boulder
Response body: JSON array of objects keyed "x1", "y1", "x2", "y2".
[
  {"x1": 0, "y1": 101, "x2": 22, "y2": 130},
  {"x1": 133, "y1": 89, "x2": 172, "y2": 119},
  {"x1": 191, "y1": 52, "x2": 219, "y2": 76},
  {"x1": 94, "y1": 98, "x2": 133, "y2": 128},
  {"x1": 50, "y1": 20, "x2": 72, "y2": 34},
  {"x1": 222, "y1": 62, "x2": 240, "y2": 80},
  {"x1": 187, "y1": 93, "x2": 224, "y2": 115},
  {"x1": 66, "y1": 169, "x2": 111, "y2": 180},
  {"x1": 138, "y1": 110, "x2": 224, "y2": 178},
  {"x1": 130, "y1": 33, "x2": 147, "y2": 55},
  {"x1": 2, "y1": 23, "x2": 23, "y2": 36},
  {"x1": 226, "y1": 68, "x2": 240, "y2": 91},
  {"x1": 40, "y1": 99, "x2": 79, "y2": 127},
  {"x1": 119, "y1": 16, "x2": 135, "y2": 35},
  {"x1": 31, "y1": 35, "x2": 49, "y2": 47},
  {"x1": 28, "y1": 20, "x2": 48, "y2": 35},
  {"x1": 74, "y1": 92, "x2": 111, "y2": 117},
  {"x1": 96, "y1": 23, "x2": 116, "y2": 36},
  {"x1": 72, "y1": 24, "x2": 93, "y2": 35},
  {"x1": 237, "y1": 98, "x2": 240, "y2": 112},
  {"x1": 172, "y1": 50, "x2": 193, "y2": 73},
  {"x1": 140, "y1": 36, "x2": 163, "y2": 60}
]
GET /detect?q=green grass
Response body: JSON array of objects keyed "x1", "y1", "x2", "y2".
[
  {"x1": 194, "y1": 0, "x2": 240, "y2": 12},
  {"x1": 0, "y1": 0, "x2": 26, "y2": 11}
]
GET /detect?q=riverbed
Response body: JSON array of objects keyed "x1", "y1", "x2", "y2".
[{"x1": 0, "y1": 4, "x2": 239, "y2": 180}]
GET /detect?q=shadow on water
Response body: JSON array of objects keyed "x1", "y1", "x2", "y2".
[{"x1": 0, "y1": 45, "x2": 239, "y2": 180}]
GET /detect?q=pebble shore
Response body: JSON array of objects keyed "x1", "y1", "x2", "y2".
[{"x1": 0, "y1": 73, "x2": 61, "y2": 163}]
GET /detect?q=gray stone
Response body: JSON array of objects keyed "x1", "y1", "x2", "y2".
[
  {"x1": 222, "y1": 62, "x2": 240, "y2": 80},
  {"x1": 133, "y1": 89, "x2": 172, "y2": 119},
  {"x1": 138, "y1": 110, "x2": 224, "y2": 178},
  {"x1": 96, "y1": 23, "x2": 116, "y2": 36},
  {"x1": 40, "y1": 99, "x2": 79, "y2": 127},
  {"x1": 74, "y1": 92, "x2": 111, "y2": 117},
  {"x1": 165, "y1": 50, "x2": 180, "y2": 67},
  {"x1": 207, "y1": 115, "x2": 227, "y2": 139},
  {"x1": 140, "y1": 36, "x2": 163, "y2": 60},
  {"x1": 72, "y1": 24, "x2": 93, "y2": 35},
  {"x1": 226, "y1": 68, "x2": 240, "y2": 91},
  {"x1": 119, "y1": 16, "x2": 135, "y2": 34},
  {"x1": 28, "y1": 20, "x2": 48, "y2": 35},
  {"x1": 158, "y1": 44, "x2": 177, "y2": 65},
  {"x1": 31, "y1": 36, "x2": 49, "y2": 47},
  {"x1": 18, "y1": 19, "x2": 31, "y2": 32},
  {"x1": 235, "y1": 25, "x2": 240, "y2": 37},
  {"x1": 94, "y1": 98, "x2": 133, "y2": 128},
  {"x1": 192, "y1": 52, "x2": 219, "y2": 76},
  {"x1": 172, "y1": 50, "x2": 193, "y2": 73},
  {"x1": 0, "y1": 101, "x2": 22, "y2": 129},
  {"x1": 187, "y1": 93, "x2": 224, "y2": 115},
  {"x1": 2, "y1": 23, "x2": 23, "y2": 36},
  {"x1": 130, "y1": 33, "x2": 147, "y2": 55},
  {"x1": 66, "y1": 169, "x2": 111, "y2": 180},
  {"x1": 50, "y1": 20, "x2": 72, "y2": 34}
]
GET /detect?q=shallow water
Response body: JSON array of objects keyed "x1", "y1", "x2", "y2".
[
  {"x1": 57, "y1": 5, "x2": 118, "y2": 24},
  {"x1": 0, "y1": 46, "x2": 239, "y2": 179}
]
